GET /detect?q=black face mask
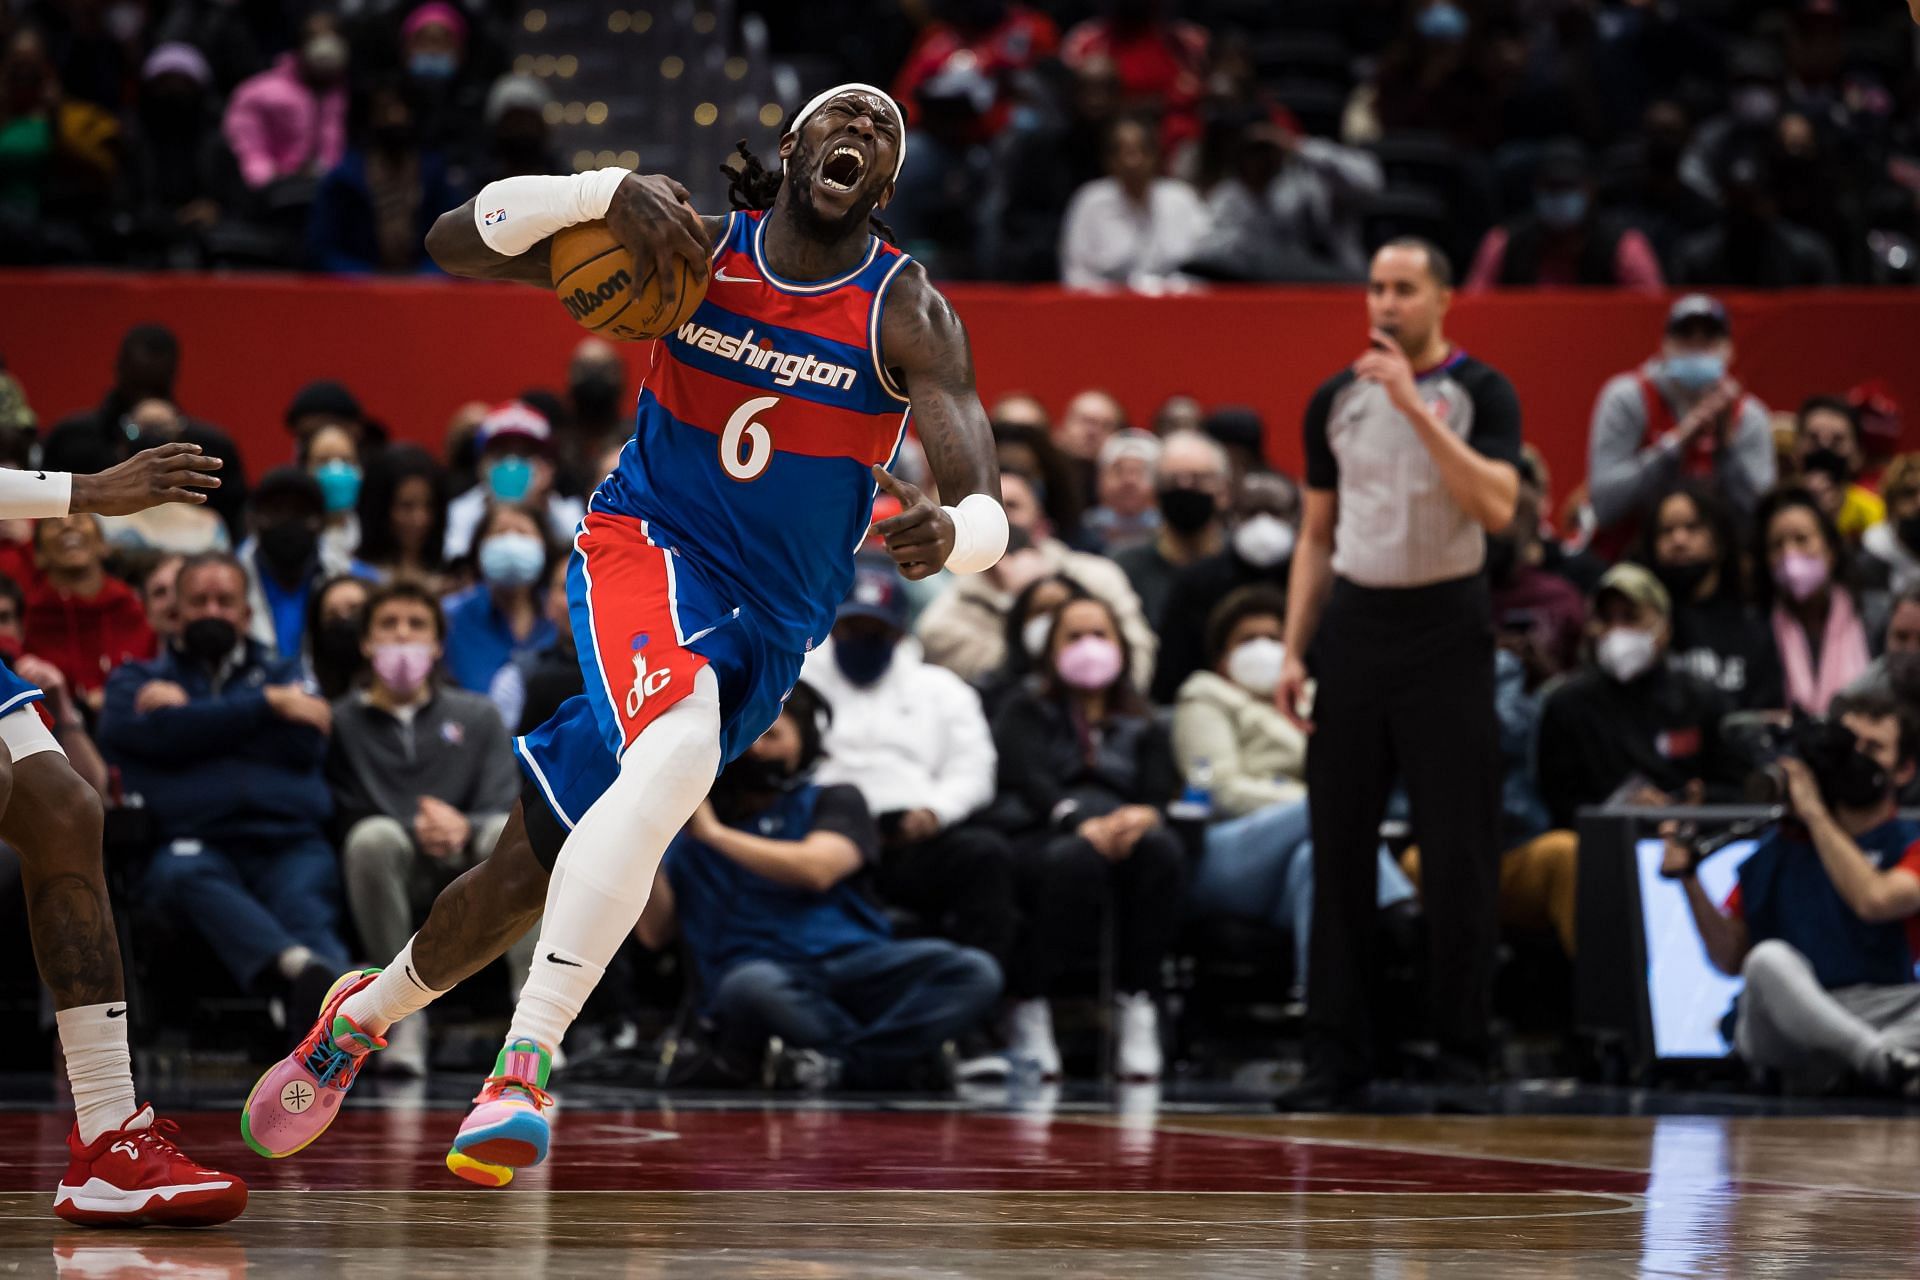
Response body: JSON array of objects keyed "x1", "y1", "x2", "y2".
[
  {"x1": 1887, "y1": 651, "x2": 1920, "y2": 703},
  {"x1": 711, "y1": 754, "x2": 798, "y2": 822},
  {"x1": 314, "y1": 618, "x2": 363, "y2": 674},
  {"x1": 1654, "y1": 560, "x2": 1714, "y2": 601},
  {"x1": 1896, "y1": 515, "x2": 1920, "y2": 556},
  {"x1": 180, "y1": 616, "x2": 237, "y2": 665},
  {"x1": 1157, "y1": 487, "x2": 1217, "y2": 535},
  {"x1": 1484, "y1": 535, "x2": 1519, "y2": 586},
  {"x1": 1802, "y1": 446, "x2": 1852, "y2": 483},
  {"x1": 832, "y1": 632, "x2": 897, "y2": 686},
  {"x1": 256, "y1": 522, "x2": 318, "y2": 580},
  {"x1": 570, "y1": 373, "x2": 623, "y2": 424}
]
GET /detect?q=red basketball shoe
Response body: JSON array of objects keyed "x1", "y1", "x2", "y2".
[{"x1": 54, "y1": 1105, "x2": 247, "y2": 1227}]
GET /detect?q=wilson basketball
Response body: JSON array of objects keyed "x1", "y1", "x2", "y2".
[{"x1": 549, "y1": 221, "x2": 707, "y2": 342}]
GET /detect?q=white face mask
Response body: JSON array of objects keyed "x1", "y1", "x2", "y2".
[
  {"x1": 1232, "y1": 514, "x2": 1296, "y2": 568},
  {"x1": 1021, "y1": 614, "x2": 1052, "y2": 660},
  {"x1": 1225, "y1": 636, "x2": 1286, "y2": 695},
  {"x1": 1595, "y1": 626, "x2": 1659, "y2": 683}
]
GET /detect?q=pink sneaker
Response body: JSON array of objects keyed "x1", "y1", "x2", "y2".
[
  {"x1": 446, "y1": 1039, "x2": 553, "y2": 1185},
  {"x1": 240, "y1": 969, "x2": 384, "y2": 1159}
]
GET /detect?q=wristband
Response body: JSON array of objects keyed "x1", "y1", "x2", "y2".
[
  {"x1": 941, "y1": 492, "x2": 1009, "y2": 575},
  {"x1": 473, "y1": 167, "x2": 631, "y2": 257},
  {"x1": 0, "y1": 468, "x2": 71, "y2": 519}
]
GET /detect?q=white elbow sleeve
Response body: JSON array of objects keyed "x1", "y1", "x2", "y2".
[
  {"x1": 473, "y1": 167, "x2": 631, "y2": 257},
  {"x1": 942, "y1": 492, "x2": 1010, "y2": 575}
]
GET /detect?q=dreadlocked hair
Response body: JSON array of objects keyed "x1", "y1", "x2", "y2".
[{"x1": 722, "y1": 139, "x2": 898, "y2": 246}]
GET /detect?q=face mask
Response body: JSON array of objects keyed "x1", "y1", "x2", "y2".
[
  {"x1": 718, "y1": 754, "x2": 794, "y2": 796},
  {"x1": 1802, "y1": 446, "x2": 1852, "y2": 483},
  {"x1": 1732, "y1": 86, "x2": 1779, "y2": 125},
  {"x1": 313, "y1": 459, "x2": 362, "y2": 514},
  {"x1": 1897, "y1": 515, "x2": 1920, "y2": 556},
  {"x1": 181, "y1": 616, "x2": 238, "y2": 665},
  {"x1": 832, "y1": 631, "x2": 897, "y2": 686},
  {"x1": 315, "y1": 617, "x2": 364, "y2": 673},
  {"x1": 407, "y1": 50, "x2": 458, "y2": 81},
  {"x1": 1535, "y1": 189, "x2": 1588, "y2": 230},
  {"x1": 1774, "y1": 549, "x2": 1830, "y2": 602},
  {"x1": 1664, "y1": 353, "x2": 1726, "y2": 394},
  {"x1": 1416, "y1": 2, "x2": 1469, "y2": 41},
  {"x1": 1021, "y1": 614, "x2": 1053, "y2": 660},
  {"x1": 256, "y1": 521, "x2": 318, "y2": 578},
  {"x1": 372, "y1": 641, "x2": 436, "y2": 694},
  {"x1": 1232, "y1": 514, "x2": 1295, "y2": 568},
  {"x1": 1055, "y1": 634, "x2": 1124, "y2": 691},
  {"x1": 1595, "y1": 626, "x2": 1659, "y2": 683},
  {"x1": 1225, "y1": 636, "x2": 1285, "y2": 695},
  {"x1": 571, "y1": 373, "x2": 623, "y2": 422},
  {"x1": 1654, "y1": 560, "x2": 1713, "y2": 601},
  {"x1": 479, "y1": 532, "x2": 546, "y2": 588},
  {"x1": 486, "y1": 456, "x2": 535, "y2": 502},
  {"x1": 1157, "y1": 487, "x2": 1218, "y2": 535},
  {"x1": 1887, "y1": 651, "x2": 1920, "y2": 701}
]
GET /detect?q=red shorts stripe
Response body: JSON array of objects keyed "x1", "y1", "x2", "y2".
[{"x1": 575, "y1": 512, "x2": 711, "y2": 754}]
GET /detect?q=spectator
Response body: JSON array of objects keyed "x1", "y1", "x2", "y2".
[
  {"x1": 1464, "y1": 138, "x2": 1664, "y2": 293},
  {"x1": 1059, "y1": 115, "x2": 1209, "y2": 292},
  {"x1": 1059, "y1": 0, "x2": 1208, "y2": 158},
  {"x1": 1052, "y1": 388, "x2": 1125, "y2": 472},
  {"x1": 1174, "y1": 586, "x2": 1415, "y2": 1006},
  {"x1": 985, "y1": 53, "x2": 1122, "y2": 280},
  {"x1": 1113, "y1": 429, "x2": 1230, "y2": 628},
  {"x1": 1487, "y1": 471, "x2": 1586, "y2": 686},
  {"x1": 308, "y1": 77, "x2": 461, "y2": 274},
  {"x1": 803, "y1": 556, "x2": 1018, "y2": 990},
  {"x1": 93, "y1": 400, "x2": 231, "y2": 555},
  {"x1": 562, "y1": 339, "x2": 628, "y2": 494},
  {"x1": 497, "y1": 557, "x2": 577, "y2": 736},
  {"x1": 329, "y1": 580, "x2": 523, "y2": 1075},
  {"x1": 138, "y1": 552, "x2": 185, "y2": 647},
  {"x1": 989, "y1": 595, "x2": 1186, "y2": 1080},
  {"x1": 972, "y1": 571, "x2": 1091, "y2": 721},
  {"x1": 891, "y1": 0, "x2": 1059, "y2": 144},
  {"x1": 285, "y1": 379, "x2": 365, "y2": 454},
  {"x1": 1680, "y1": 42, "x2": 1789, "y2": 205},
  {"x1": 992, "y1": 421, "x2": 1086, "y2": 543},
  {"x1": 356, "y1": 443, "x2": 451, "y2": 590},
  {"x1": 241, "y1": 466, "x2": 362, "y2": 661},
  {"x1": 222, "y1": 12, "x2": 348, "y2": 192},
  {"x1": 636, "y1": 684, "x2": 1002, "y2": 1090},
  {"x1": 1602, "y1": 100, "x2": 1721, "y2": 275},
  {"x1": 123, "y1": 42, "x2": 246, "y2": 270},
  {"x1": 1151, "y1": 395, "x2": 1202, "y2": 438},
  {"x1": 307, "y1": 573, "x2": 372, "y2": 701},
  {"x1": 1192, "y1": 110, "x2": 1381, "y2": 284},
  {"x1": 23, "y1": 514, "x2": 155, "y2": 712},
  {"x1": 301, "y1": 422, "x2": 364, "y2": 565},
  {"x1": 916, "y1": 469, "x2": 1155, "y2": 687},
  {"x1": 1638, "y1": 481, "x2": 1784, "y2": 712},
  {"x1": 1845, "y1": 589, "x2": 1920, "y2": 743},
  {"x1": 1758, "y1": 487, "x2": 1878, "y2": 718},
  {"x1": 477, "y1": 73, "x2": 558, "y2": 186},
  {"x1": 0, "y1": 25, "x2": 120, "y2": 264},
  {"x1": 1672, "y1": 150, "x2": 1837, "y2": 287},
  {"x1": 1200, "y1": 405, "x2": 1267, "y2": 492},
  {"x1": 442, "y1": 502, "x2": 557, "y2": 714},
  {"x1": 1081, "y1": 429, "x2": 1162, "y2": 554},
  {"x1": 42, "y1": 324, "x2": 249, "y2": 541},
  {"x1": 100, "y1": 552, "x2": 347, "y2": 1012},
  {"x1": 990, "y1": 393, "x2": 1049, "y2": 432},
  {"x1": 398, "y1": 3, "x2": 483, "y2": 163},
  {"x1": 1586, "y1": 294, "x2": 1775, "y2": 558},
  {"x1": 1536, "y1": 563, "x2": 1742, "y2": 830},
  {"x1": 443, "y1": 402, "x2": 584, "y2": 561},
  {"x1": 1352, "y1": 0, "x2": 1506, "y2": 150},
  {"x1": 1794, "y1": 395, "x2": 1883, "y2": 546},
  {"x1": 1660, "y1": 688, "x2": 1920, "y2": 1096},
  {"x1": 1150, "y1": 470, "x2": 1298, "y2": 704},
  {"x1": 1861, "y1": 456, "x2": 1920, "y2": 596}
]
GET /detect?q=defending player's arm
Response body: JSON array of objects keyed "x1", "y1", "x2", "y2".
[
  {"x1": 424, "y1": 168, "x2": 713, "y2": 299},
  {"x1": 867, "y1": 265, "x2": 1005, "y2": 582},
  {"x1": 0, "y1": 442, "x2": 220, "y2": 520}
]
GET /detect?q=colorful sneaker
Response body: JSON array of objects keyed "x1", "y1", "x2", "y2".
[
  {"x1": 446, "y1": 1039, "x2": 554, "y2": 1183},
  {"x1": 240, "y1": 968, "x2": 384, "y2": 1159},
  {"x1": 55, "y1": 1105, "x2": 248, "y2": 1227}
]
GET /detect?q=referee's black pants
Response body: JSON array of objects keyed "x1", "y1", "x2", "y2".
[{"x1": 1304, "y1": 573, "x2": 1501, "y2": 1078}]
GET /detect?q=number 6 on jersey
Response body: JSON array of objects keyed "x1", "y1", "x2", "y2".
[{"x1": 721, "y1": 396, "x2": 779, "y2": 481}]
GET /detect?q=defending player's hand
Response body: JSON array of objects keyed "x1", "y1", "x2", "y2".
[
  {"x1": 69, "y1": 442, "x2": 221, "y2": 516},
  {"x1": 606, "y1": 173, "x2": 710, "y2": 307},
  {"x1": 869, "y1": 465, "x2": 954, "y2": 582}
]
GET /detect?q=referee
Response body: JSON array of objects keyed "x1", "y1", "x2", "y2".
[{"x1": 1275, "y1": 238, "x2": 1522, "y2": 1107}]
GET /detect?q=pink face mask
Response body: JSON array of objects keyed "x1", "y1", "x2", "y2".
[
  {"x1": 1774, "y1": 549, "x2": 1831, "y2": 602},
  {"x1": 1056, "y1": 635, "x2": 1124, "y2": 691},
  {"x1": 371, "y1": 641, "x2": 436, "y2": 694}
]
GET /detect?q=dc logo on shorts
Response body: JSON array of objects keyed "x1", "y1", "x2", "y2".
[{"x1": 625, "y1": 651, "x2": 672, "y2": 718}]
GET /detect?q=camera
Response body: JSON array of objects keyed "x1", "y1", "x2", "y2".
[{"x1": 1727, "y1": 715, "x2": 1888, "y2": 811}]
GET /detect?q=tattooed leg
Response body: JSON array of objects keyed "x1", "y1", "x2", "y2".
[
  {"x1": 2, "y1": 753, "x2": 122, "y2": 1010},
  {"x1": 409, "y1": 801, "x2": 548, "y2": 991}
]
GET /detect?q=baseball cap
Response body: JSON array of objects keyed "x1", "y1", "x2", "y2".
[
  {"x1": 477, "y1": 401, "x2": 553, "y2": 454},
  {"x1": 836, "y1": 554, "x2": 909, "y2": 632},
  {"x1": 1596, "y1": 562, "x2": 1670, "y2": 620},
  {"x1": 1665, "y1": 294, "x2": 1729, "y2": 338}
]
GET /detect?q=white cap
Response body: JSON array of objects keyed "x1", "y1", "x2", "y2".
[{"x1": 786, "y1": 83, "x2": 907, "y2": 183}]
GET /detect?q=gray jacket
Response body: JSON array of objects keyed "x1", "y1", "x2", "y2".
[
  {"x1": 1586, "y1": 364, "x2": 1775, "y2": 533},
  {"x1": 325, "y1": 684, "x2": 519, "y2": 838}
]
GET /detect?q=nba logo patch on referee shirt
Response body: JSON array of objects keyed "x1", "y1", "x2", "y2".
[{"x1": 483, "y1": 208, "x2": 507, "y2": 226}]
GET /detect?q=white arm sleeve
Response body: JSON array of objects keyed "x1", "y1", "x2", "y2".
[
  {"x1": 0, "y1": 469, "x2": 72, "y2": 519},
  {"x1": 941, "y1": 492, "x2": 1009, "y2": 575},
  {"x1": 473, "y1": 167, "x2": 631, "y2": 257}
]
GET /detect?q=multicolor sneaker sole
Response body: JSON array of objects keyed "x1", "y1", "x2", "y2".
[
  {"x1": 448, "y1": 1038, "x2": 555, "y2": 1176},
  {"x1": 445, "y1": 1149, "x2": 514, "y2": 1188},
  {"x1": 240, "y1": 969, "x2": 384, "y2": 1160}
]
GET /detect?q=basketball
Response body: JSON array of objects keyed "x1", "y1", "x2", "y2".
[{"x1": 549, "y1": 221, "x2": 707, "y2": 342}]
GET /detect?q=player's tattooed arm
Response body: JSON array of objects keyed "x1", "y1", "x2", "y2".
[{"x1": 870, "y1": 264, "x2": 1001, "y2": 579}]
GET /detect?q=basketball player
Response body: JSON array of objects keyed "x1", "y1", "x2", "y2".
[
  {"x1": 0, "y1": 445, "x2": 248, "y2": 1225},
  {"x1": 242, "y1": 85, "x2": 1006, "y2": 1184}
]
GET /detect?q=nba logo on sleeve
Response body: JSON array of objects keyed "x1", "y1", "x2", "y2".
[{"x1": 484, "y1": 208, "x2": 508, "y2": 226}]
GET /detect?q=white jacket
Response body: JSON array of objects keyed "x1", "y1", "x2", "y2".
[{"x1": 802, "y1": 635, "x2": 998, "y2": 829}]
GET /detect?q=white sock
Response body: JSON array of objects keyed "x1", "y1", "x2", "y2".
[
  {"x1": 505, "y1": 668, "x2": 721, "y2": 1054},
  {"x1": 276, "y1": 945, "x2": 315, "y2": 982},
  {"x1": 57, "y1": 1003, "x2": 137, "y2": 1145},
  {"x1": 339, "y1": 937, "x2": 446, "y2": 1037}
]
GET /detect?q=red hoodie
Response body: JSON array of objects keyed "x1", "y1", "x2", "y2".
[{"x1": 24, "y1": 574, "x2": 156, "y2": 698}]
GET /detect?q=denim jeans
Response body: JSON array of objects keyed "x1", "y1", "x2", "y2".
[
  {"x1": 1189, "y1": 799, "x2": 1415, "y2": 983},
  {"x1": 143, "y1": 832, "x2": 350, "y2": 989},
  {"x1": 709, "y1": 938, "x2": 1003, "y2": 1087}
]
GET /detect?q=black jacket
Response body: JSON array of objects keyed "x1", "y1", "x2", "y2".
[
  {"x1": 1668, "y1": 593, "x2": 1784, "y2": 712},
  {"x1": 985, "y1": 685, "x2": 1180, "y2": 841},
  {"x1": 1149, "y1": 549, "x2": 1288, "y2": 705}
]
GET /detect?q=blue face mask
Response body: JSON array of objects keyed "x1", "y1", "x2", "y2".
[
  {"x1": 407, "y1": 50, "x2": 458, "y2": 81},
  {"x1": 1416, "y1": 2, "x2": 1469, "y2": 41},
  {"x1": 312, "y1": 459, "x2": 362, "y2": 514},
  {"x1": 1665, "y1": 352, "x2": 1727, "y2": 394},
  {"x1": 486, "y1": 456, "x2": 535, "y2": 502},
  {"x1": 478, "y1": 532, "x2": 545, "y2": 588},
  {"x1": 1535, "y1": 189, "x2": 1588, "y2": 230}
]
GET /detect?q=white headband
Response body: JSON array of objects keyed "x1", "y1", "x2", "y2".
[{"x1": 786, "y1": 82, "x2": 907, "y2": 183}]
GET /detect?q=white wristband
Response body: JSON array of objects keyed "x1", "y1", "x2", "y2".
[
  {"x1": 473, "y1": 167, "x2": 631, "y2": 257},
  {"x1": 0, "y1": 468, "x2": 72, "y2": 519},
  {"x1": 941, "y1": 492, "x2": 1009, "y2": 575}
]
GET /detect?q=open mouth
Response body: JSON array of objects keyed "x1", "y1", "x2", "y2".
[{"x1": 819, "y1": 144, "x2": 867, "y2": 193}]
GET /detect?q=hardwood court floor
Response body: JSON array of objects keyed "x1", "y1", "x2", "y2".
[{"x1": 3, "y1": 1090, "x2": 1919, "y2": 1277}]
